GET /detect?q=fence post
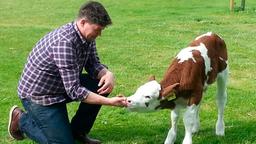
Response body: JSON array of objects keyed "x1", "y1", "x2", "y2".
[
  {"x1": 230, "y1": 0, "x2": 234, "y2": 11},
  {"x1": 240, "y1": 0, "x2": 245, "y2": 11}
]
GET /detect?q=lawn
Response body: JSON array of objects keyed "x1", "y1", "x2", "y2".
[{"x1": 0, "y1": 0, "x2": 256, "y2": 143}]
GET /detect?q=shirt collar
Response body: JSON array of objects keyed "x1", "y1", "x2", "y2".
[{"x1": 73, "y1": 21, "x2": 87, "y2": 45}]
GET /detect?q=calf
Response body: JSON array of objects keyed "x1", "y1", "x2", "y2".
[{"x1": 127, "y1": 32, "x2": 228, "y2": 144}]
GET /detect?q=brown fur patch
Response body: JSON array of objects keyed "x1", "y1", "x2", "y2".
[{"x1": 159, "y1": 33, "x2": 227, "y2": 108}]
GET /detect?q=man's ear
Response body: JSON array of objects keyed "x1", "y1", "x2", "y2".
[
  {"x1": 78, "y1": 18, "x2": 89, "y2": 26},
  {"x1": 160, "y1": 83, "x2": 179, "y2": 99},
  {"x1": 148, "y1": 75, "x2": 155, "y2": 81}
]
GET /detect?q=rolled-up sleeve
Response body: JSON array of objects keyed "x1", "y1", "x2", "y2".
[
  {"x1": 84, "y1": 41, "x2": 107, "y2": 79},
  {"x1": 52, "y1": 41, "x2": 89, "y2": 101}
]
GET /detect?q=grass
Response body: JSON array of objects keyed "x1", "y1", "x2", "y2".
[{"x1": 1, "y1": 0, "x2": 256, "y2": 143}]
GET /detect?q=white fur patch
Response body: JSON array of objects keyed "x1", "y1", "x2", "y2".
[
  {"x1": 195, "y1": 32, "x2": 212, "y2": 40},
  {"x1": 219, "y1": 57, "x2": 228, "y2": 65},
  {"x1": 176, "y1": 43, "x2": 211, "y2": 76},
  {"x1": 176, "y1": 46, "x2": 196, "y2": 63}
]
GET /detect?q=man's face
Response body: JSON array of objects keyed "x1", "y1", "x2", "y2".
[{"x1": 79, "y1": 20, "x2": 104, "y2": 41}]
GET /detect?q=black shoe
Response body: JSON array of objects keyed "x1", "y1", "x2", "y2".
[
  {"x1": 8, "y1": 105, "x2": 25, "y2": 140},
  {"x1": 74, "y1": 134, "x2": 101, "y2": 144}
]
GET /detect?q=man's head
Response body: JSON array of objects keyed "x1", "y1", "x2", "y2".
[{"x1": 76, "y1": 1, "x2": 112, "y2": 41}]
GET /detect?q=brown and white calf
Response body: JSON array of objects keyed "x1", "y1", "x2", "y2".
[{"x1": 127, "y1": 32, "x2": 228, "y2": 144}]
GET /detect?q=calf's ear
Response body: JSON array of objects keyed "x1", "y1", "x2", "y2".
[
  {"x1": 160, "y1": 83, "x2": 179, "y2": 99},
  {"x1": 148, "y1": 75, "x2": 156, "y2": 81}
]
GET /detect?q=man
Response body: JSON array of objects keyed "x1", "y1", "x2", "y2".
[{"x1": 8, "y1": 1, "x2": 127, "y2": 144}]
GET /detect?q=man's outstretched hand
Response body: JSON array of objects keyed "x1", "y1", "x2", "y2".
[{"x1": 109, "y1": 95, "x2": 127, "y2": 107}]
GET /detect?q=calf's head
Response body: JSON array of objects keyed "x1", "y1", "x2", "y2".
[
  {"x1": 127, "y1": 80, "x2": 161, "y2": 112},
  {"x1": 127, "y1": 76, "x2": 179, "y2": 112}
]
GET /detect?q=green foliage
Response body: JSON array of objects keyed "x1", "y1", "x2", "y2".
[{"x1": 0, "y1": 0, "x2": 256, "y2": 143}]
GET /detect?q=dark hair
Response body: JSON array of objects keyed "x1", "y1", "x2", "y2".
[{"x1": 78, "y1": 1, "x2": 112, "y2": 27}]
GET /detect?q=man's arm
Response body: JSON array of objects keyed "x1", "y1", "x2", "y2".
[
  {"x1": 83, "y1": 92, "x2": 127, "y2": 107},
  {"x1": 52, "y1": 40, "x2": 89, "y2": 101},
  {"x1": 52, "y1": 40, "x2": 126, "y2": 106},
  {"x1": 84, "y1": 41, "x2": 107, "y2": 79},
  {"x1": 84, "y1": 41, "x2": 115, "y2": 95}
]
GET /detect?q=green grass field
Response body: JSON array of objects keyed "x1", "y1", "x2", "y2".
[{"x1": 1, "y1": 0, "x2": 256, "y2": 143}]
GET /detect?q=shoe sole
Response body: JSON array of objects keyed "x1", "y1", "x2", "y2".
[{"x1": 8, "y1": 105, "x2": 18, "y2": 139}]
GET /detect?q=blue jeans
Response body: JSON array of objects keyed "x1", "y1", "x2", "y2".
[{"x1": 19, "y1": 74, "x2": 108, "y2": 144}]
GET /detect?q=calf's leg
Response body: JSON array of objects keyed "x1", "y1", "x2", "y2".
[
  {"x1": 192, "y1": 104, "x2": 200, "y2": 134},
  {"x1": 164, "y1": 108, "x2": 180, "y2": 144},
  {"x1": 182, "y1": 104, "x2": 199, "y2": 144},
  {"x1": 215, "y1": 67, "x2": 228, "y2": 136}
]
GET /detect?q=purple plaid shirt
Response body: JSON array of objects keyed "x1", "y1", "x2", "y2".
[{"x1": 18, "y1": 22, "x2": 107, "y2": 106}]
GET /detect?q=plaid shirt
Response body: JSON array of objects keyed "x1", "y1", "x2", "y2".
[{"x1": 18, "y1": 22, "x2": 107, "y2": 106}]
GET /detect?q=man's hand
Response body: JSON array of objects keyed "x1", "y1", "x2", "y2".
[
  {"x1": 83, "y1": 92, "x2": 127, "y2": 107},
  {"x1": 97, "y1": 71, "x2": 114, "y2": 95},
  {"x1": 108, "y1": 96, "x2": 128, "y2": 107}
]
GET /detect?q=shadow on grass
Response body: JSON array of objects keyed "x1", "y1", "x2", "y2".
[
  {"x1": 92, "y1": 120, "x2": 256, "y2": 144},
  {"x1": 195, "y1": 120, "x2": 256, "y2": 144}
]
